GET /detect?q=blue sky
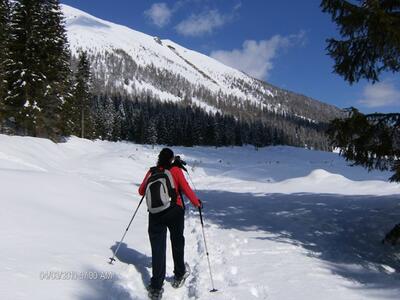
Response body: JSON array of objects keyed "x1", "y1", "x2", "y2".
[{"x1": 61, "y1": 0, "x2": 400, "y2": 114}]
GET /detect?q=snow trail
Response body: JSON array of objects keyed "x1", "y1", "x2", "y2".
[{"x1": 1, "y1": 135, "x2": 400, "y2": 299}]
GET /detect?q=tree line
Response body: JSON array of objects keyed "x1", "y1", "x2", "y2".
[
  {"x1": 87, "y1": 94, "x2": 329, "y2": 149},
  {"x1": 0, "y1": 0, "x2": 331, "y2": 150}
]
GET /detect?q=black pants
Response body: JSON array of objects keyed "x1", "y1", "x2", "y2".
[{"x1": 148, "y1": 205, "x2": 185, "y2": 289}]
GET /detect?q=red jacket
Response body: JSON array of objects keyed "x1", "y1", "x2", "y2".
[{"x1": 139, "y1": 166, "x2": 201, "y2": 208}]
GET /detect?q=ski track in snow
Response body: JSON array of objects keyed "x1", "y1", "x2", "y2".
[{"x1": 1, "y1": 135, "x2": 400, "y2": 300}]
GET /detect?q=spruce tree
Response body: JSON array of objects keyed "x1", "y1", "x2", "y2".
[
  {"x1": 328, "y1": 108, "x2": 398, "y2": 180},
  {"x1": 0, "y1": 0, "x2": 10, "y2": 128},
  {"x1": 4, "y1": 0, "x2": 45, "y2": 135},
  {"x1": 68, "y1": 51, "x2": 92, "y2": 138},
  {"x1": 321, "y1": 0, "x2": 400, "y2": 84},
  {"x1": 116, "y1": 101, "x2": 127, "y2": 140},
  {"x1": 4, "y1": 0, "x2": 72, "y2": 139},
  {"x1": 92, "y1": 94, "x2": 107, "y2": 139},
  {"x1": 192, "y1": 116, "x2": 204, "y2": 145},
  {"x1": 103, "y1": 96, "x2": 116, "y2": 140},
  {"x1": 38, "y1": 0, "x2": 72, "y2": 139},
  {"x1": 144, "y1": 119, "x2": 158, "y2": 148},
  {"x1": 214, "y1": 112, "x2": 223, "y2": 147},
  {"x1": 156, "y1": 115, "x2": 169, "y2": 145}
]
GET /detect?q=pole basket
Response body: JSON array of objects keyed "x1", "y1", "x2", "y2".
[{"x1": 108, "y1": 257, "x2": 116, "y2": 265}]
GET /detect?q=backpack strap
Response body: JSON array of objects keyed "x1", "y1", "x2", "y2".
[
  {"x1": 144, "y1": 167, "x2": 158, "y2": 190},
  {"x1": 149, "y1": 166, "x2": 159, "y2": 174},
  {"x1": 179, "y1": 189, "x2": 186, "y2": 211},
  {"x1": 164, "y1": 169, "x2": 177, "y2": 204}
]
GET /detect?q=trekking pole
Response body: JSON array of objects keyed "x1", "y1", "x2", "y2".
[
  {"x1": 198, "y1": 207, "x2": 218, "y2": 292},
  {"x1": 108, "y1": 195, "x2": 145, "y2": 265},
  {"x1": 185, "y1": 169, "x2": 218, "y2": 292}
]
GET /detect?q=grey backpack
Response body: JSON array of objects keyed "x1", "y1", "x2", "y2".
[{"x1": 145, "y1": 167, "x2": 177, "y2": 214}]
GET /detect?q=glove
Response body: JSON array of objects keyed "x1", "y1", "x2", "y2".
[
  {"x1": 197, "y1": 199, "x2": 203, "y2": 209},
  {"x1": 173, "y1": 156, "x2": 188, "y2": 172}
]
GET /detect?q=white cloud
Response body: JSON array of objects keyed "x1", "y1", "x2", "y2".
[
  {"x1": 175, "y1": 10, "x2": 230, "y2": 36},
  {"x1": 358, "y1": 81, "x2": 400, "y2": 108},
  {"x1": 144, "y1": 3, "x2": 172, "y2": 28},
  {"x1": 233, "y1": 1, "x2": 242, "y2": 11},
  {"x1": 210, "y1": 32, "x2": 305, "y2": 79}
]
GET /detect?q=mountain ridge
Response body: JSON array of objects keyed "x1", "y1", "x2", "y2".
[{"x1": 61, "y1": 4, "x2": 342, "y2": 125}]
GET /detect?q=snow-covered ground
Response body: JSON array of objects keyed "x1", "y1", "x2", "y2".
[{"x1": 1, "y1": 134, "x2": 399, "y2": 300}]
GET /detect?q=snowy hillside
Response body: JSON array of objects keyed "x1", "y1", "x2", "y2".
[
  {"x1": 1, "y1": 134, "x2": 400, "y2": 300},
  {"x1": 61, "y1": 4, "x2": 341, "y2": 123},
  {"x1": 63, "y1": 4, "x2": 248, "y2": 97}
]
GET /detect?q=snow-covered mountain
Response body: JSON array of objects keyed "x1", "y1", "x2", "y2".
[{"x1": 61, "y1": 4, "x2": 341, "y2": 123}]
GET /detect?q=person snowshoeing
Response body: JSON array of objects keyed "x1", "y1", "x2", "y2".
[{"x1": 139, "y1": 148, "x2": 202, "y2": 299}]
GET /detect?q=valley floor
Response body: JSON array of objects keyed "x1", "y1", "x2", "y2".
[{"x1": 1, "y1": 135, "x2": 399, "y2": 299}]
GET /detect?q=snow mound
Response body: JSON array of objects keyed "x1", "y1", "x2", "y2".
[{"x1": 308, "y1": 168, "x2": 341, "y2": 180}]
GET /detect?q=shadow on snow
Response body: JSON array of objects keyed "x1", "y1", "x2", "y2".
[
  {"x1": 78, "y1": 190, "x2": 400, "y2": 298},
  {"x1": 196, "y1": 190, "x2": 400, "y2": 293},
  {"x1": 77, "y1": 244, "x2": 151, "y2": 300},
  {"x1": 77, "y1": 267, "x2": 133, "y2": 300},
  {"x1": 111, "y1": 242, "x2": 152, "y2": 285}
]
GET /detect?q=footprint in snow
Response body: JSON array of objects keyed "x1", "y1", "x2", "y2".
[
  {"x1": 250, "y1": 285, "x2": 269, "y2": 299},
  {"x1": 232, "y1": 249, "x2": 241, "y2": 256},
  {"x1": 229, "y1": 242, "x2": 241, "y2": 256}
]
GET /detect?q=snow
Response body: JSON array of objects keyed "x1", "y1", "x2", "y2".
[
  {"x1": 1, "y1": 134, "x2": 400, "y2": 299},
  {"x1": 191, "y1": 97, "x2": 221, "y2": 114},
  {"x1": 61, "y1": 4, "x2": 282, "y2": 111},
  {"x1": 131, "y1": 80, "x2": 182, "y2": 103}
]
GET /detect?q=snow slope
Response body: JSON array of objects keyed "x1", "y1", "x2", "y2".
[
  {"x1": 62, "y1": 4, "x2": 262, "y2": 100},
  {"x1": 1, "y1": 134, "x2": 400, "y2": 299},
  {"x1": 61, "y1": 4, "x2": 341, "y2": 123}
]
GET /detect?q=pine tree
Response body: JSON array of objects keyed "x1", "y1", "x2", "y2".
[
  {"x1": 192, "y1": 115, "x2": 204, "y2": 145},
  {"x1": 38, "y1": 0, "x2": 72, "y2": 139},
  {"x1": 68, "y1": 51, "x2": 92, "y2": 138},
  {"x1": 156, "y1": 115, "x2": 169, "y2": 145},
  {"x1": 116, "y1": 101, "x2": 127, "y2": 140},
  {"x1": 144, "y1": 119, "x2": 158, "y2": 148},
  {"x1": 328, "y1": 108, "x2": 399, "y2": 179},
  {"x1": 321, "y1": 0, "x2": 400, "y2": 83},
  {"x1": 4, "y1": 0, "x2": 72, "y2": 139},
  {"x1": 214, "y1": 112, "x2": 224, "y2": 147},
  {"x1": 91, "y1": 95, "x2": 103, "y2": 138},
  {"x1": 225, "y1": 115, "x2": 236, "y2": 146},
  {"x1": 61, "y1": 91, "x2": 78, "y2": 136},
  {"x1": 0, "y1": 0, "x2": 11, "y2": 128},
  {"x1": 204, "y1": 115, "x2": 215, "y2": 145},
  {"x1": 4, "y1": 0, "x2": 45, "y2": 135},
  {"x1": 103, "y1": 96, "x2": 116, "y2": 140}
]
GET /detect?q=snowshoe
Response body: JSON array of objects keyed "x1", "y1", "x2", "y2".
[
  {"x1": 171, "y1": 263, "x2": 191, "y2": 289},
  {"x1": 147, "y1": 285, "x2": 164, "y2": 300}
]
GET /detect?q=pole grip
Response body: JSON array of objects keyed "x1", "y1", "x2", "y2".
[{"x1": 198, "y1": 207, "x2": 204, "y2": 226}]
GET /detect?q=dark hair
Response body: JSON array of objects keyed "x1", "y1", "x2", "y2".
[{"x1": 157, "y1": 148, "x2": 174, "y2": 169}]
